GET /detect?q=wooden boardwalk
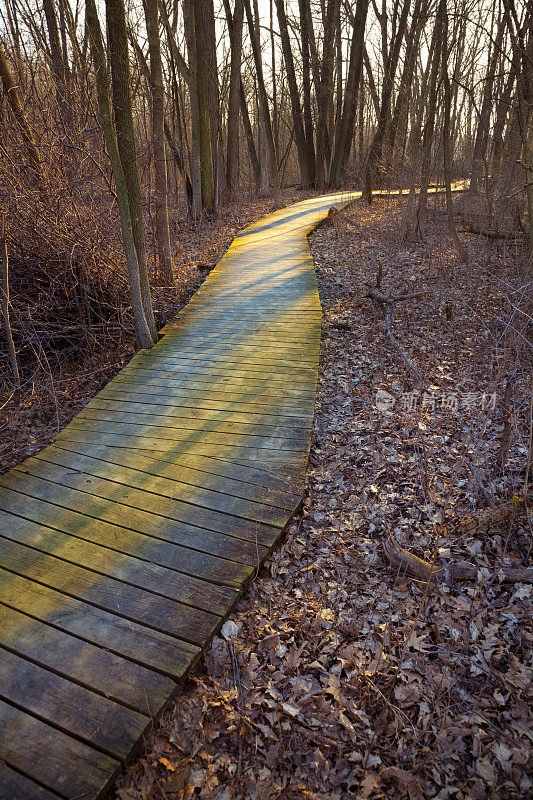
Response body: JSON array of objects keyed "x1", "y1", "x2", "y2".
[{"x1": 0, "y1": 192, "x2": 354, "y2": 799}]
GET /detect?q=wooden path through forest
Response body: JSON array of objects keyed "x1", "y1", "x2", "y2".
[{"x1": 0, "y1": 191, "x2": 356, "y2": 800}]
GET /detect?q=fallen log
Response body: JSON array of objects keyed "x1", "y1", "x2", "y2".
[
  {"x1": 461, "y1": 219, "x2": 521, "y2": 240},
  {"x1": 383, "y1": 537, "x2": 533, "y2": 584}
]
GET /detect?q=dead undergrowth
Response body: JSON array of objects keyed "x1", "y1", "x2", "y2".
[
  {"x1": 114, "y1": 192, "x2": 532, "y2": 800},
  {"x1": 0, "y1": 190, "x2": 306, "y2": 474}
]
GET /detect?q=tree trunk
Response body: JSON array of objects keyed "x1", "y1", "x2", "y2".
[
  {"x1": 244, "y1": 0, "x2": 280, "y2": 203},
  {"x1": 224, "y1": 0, "x2": 245, "y2": 199},
  {"x1": 315, "y1": 0, "x2": 340, "y2": 189},
  {"x1": 191, "y1": 0, "x2": 216, "y2": 212},
  {"x1": 105, "y1": 0, "x2": 156, "y2": 337},
  {"x1": 502, "y1": 0, "x2": 533, "y2": 276},
  {"x1": 387, "y1": 0, "x2": 427, "y2": 167},
  {"x1": 181, "y1": 0, "x2": 202, "y2": 217},
  {"x1": 364, "y1": 0, "x2": 411, "y2": 202},
  {"x1": 275, "y1": 0, "x2": 310, "y2": 186},
  {"x1": 329, "y1": 0, "x2": 369, "y2": 187},
  {"x1": 440, "y1": 0, "x2": 468, "y2": 266},
  {"x1": 143, "y1": 0, "x2": 174, "y2": 284},
  {"x1": 298, "y1": 0, "x2": 316, "y2": 184},
  {"x1": 0, "y1": 213, "x2": 21, "y2": 402},
  {"x1": 415, "y1": 8, "x2": 443, "y2": 238},
  {"x1": 469, "y1": 17, "x2": 505, "y2": 193},
  {"x1": 0, "y1": 45, "x2": 46, "y2": 192},
  {"x1": 86, "y1": 0, "x2": 155, "y2": 348},
  {"x1": 42, "y1": 0, "x2": 72, "y2": 126}
]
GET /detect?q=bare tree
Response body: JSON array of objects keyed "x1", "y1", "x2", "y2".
[
  {"x1": 244, "y1": 0, "x2": 280, "y2": 203},
  {"x1": 225, "y1": 0, "x2": 245, "y2": 199},
  {"x1": 105, "y1": 0, "x2": 156, "y2": 339},
  {"x1": 86, "y1": 0, "x2": 155, "y2": 347},
  {"x1": 143, "y1": 0, "x2": 174, "y2": 284},
  {"x1": 0, "y1": 45, "x2": 46, "y2": 191}
]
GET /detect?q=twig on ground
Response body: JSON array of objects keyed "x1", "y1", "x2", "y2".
[{"x1": 365, "y1": 286, "x2": 425, "y2": 381}]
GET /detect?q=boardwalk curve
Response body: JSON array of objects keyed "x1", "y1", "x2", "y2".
[{"x1": 0, "y1": 191, "x2": 356, "y2": 799}]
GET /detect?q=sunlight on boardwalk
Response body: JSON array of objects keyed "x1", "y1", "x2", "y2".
[{"x1": 0, "y1": 192, "x2": 355, "y2": 800}]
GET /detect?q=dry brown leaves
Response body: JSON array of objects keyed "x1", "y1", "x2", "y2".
[{"x1": 113, "y1": 191, "x2": 530, "y2": 800}]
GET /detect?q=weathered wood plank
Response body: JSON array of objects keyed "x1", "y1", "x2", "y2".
[
  {"x1": 0, "y1": 481, "x2": 266, "y2": 576},
  {"x1": 97, "y1": 385, "x2": 314, "y2": 417},
  {"x1": 0, "y1": 763, "x2": 62, "y2": 800},
  {"x1": 0, "y1": 508, "x2": 237, "y2": 612},
  {"x1": 61, "y1": 418, "x2": 311, "y2": 454},
  {"x1": 77, "y1": 406, "x2": 312, "y2": 442},
  {"x1": 52, "y1": 439, "x2": 304, "y2": 493},
  {"x1": 0, "y1": 569, "x2": 200, "y2": 679},
  {"x1": 39, "y1": 443, "x2": 300, "y2": 509},
  {"x1": 0, "y1": 604, "x2": 175, "y2": 713},
  {"x1": 107, "y1": 372, "x2": 317, "y2": 397},
  {"x1": 127, "y1": 357, "x2": 318, "y2": 378},
  {"x1": 87, "y1": 395, "x2": 312, "y2": 432},
  {"x1": 0, "y1": 537, "x2": 219, "y2": 645},
  {"x1": 54, "y1": 430, "x2": 309, "y2": 475},
  {"x1": 16, "y1": 455, "x2": 290, "y2": 530},
  {"x1": 0, "y1": 648, "x2": 149, "y2": 761},
  {"x1": 0, "y1": 699, "x2": 121, "y2": 800},
  {"x1": 0, "y1": 191, "x2": 356, "y2": 799}
]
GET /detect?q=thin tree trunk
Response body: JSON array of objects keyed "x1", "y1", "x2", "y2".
[
  {"x1": 191, "y1": 0, "x2": 215, "y2": 212},
  {"x1": 42, "y1": 0, "x2": 72, "y2": 126},
  {"x1": 143, "y1": 0, "x2": 174, "y2": 284},
  {"x1": 298, "y1": 0, "x2": 316, "y2": 184},
  {"x1": 86, "y1": 0, "x2": 155, "y2": 348},
  {"x1": 415, "y1": 8, "x2": 443, "y2": 238},
  {"x1": 329, "y1": 0, "x2": 369, "y2": 187},
  {"x1": 469, "y1": 17, "x2": 505, "y2": 193},
  {"x1": 440, "y1": 0, "x2": 468, "y2": 267},
  {"x1": 105, "y1": 0, "x2": 156, "y2": 337},
  {"x1": 0, "y1": 45, "x2": 46, "y2": 192},
  {"x1": 315, "y1": 0, "x2": 340, "y2": 189},
  {"x1": 225, "y1": 0, "x2": 245, "y2": 199},
  {"x1": 275, "y1": 0, "x2": 310, "y2": 185},
  {"x1": 182, "y1": 0, "x2": 202, "y2": 217},
  {"x1": 0, "y1": 213, "x2": 21, "y2": 402},
  {"x1": 239, "y1": 79, "x2": 262, "y2": 189},
  {"x1": 387, "y1": 0, "x2": 427, "y2": 167},
  {"x1": 364, "y1": 0, "x2": 411, "y2": 202},
  {"x1": 244, "y1": 0, "x2": 280, "y2": 202}
]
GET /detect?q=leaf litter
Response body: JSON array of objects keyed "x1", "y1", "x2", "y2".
[{"x1": 115, "y1": 193, "x2": 532, "y2": 800}]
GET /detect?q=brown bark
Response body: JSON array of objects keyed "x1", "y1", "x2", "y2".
[
  {"x1": 329, "y1": 0, "x2": 370, "y2": 188},
  {"x1": 315, "y1": 0, "x2": 340, "y2": 190},
  {"x1": 225, "y1": 0, "x2": 245, "y2": 198},
  {"x1": 469, "y1": 17, "x2": 505, "y2": 193},
  {"x1": 42, "y1": 0, "x2": 72, "y2": 126},
  {"x1": 143, "y1": 0, "x2": 174, "y2": 284},
  {"x1": 440, "y1": 0, "x2": 468, "y2": 267},
  {"x1": 298, "y1": 0, "x2": 316, "y2": 184},
  {"x1": 0, "y1": 45, "x2": 46, "y2": 192},
  {"x1": 105, "y1": 0, "x2": 156, "y2": 337},
  {"x1": 275, "y1": 0, "x2": 310, "y2": 186},
  {"x1": 181, "y1": 0, "x2": 202, "y2": 216},
  {"x1": 86, "y1": 0, "x2": 155, "y2": 348},
  {"x1": 244, "y1": 0, "x2": 280, "y2": 203},
  {"x1": 502, "y1": 0, "x2": 533, "y2": 276},
  {"x1": 191, "y1": 0, "x2": 215, "y2": 212},
  {"x1": 415, "y1": 8, "x2": 443, "y2": 238},
  {"x1": 364, "y1": 0, "x2": 411, "y2": 202},
  {"x1": 0, "y1": 213, "x2": 20, "y2": 401}
]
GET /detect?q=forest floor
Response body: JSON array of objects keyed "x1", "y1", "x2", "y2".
[{"x1": 113, "y1": 191, "x2": 532, "y2": 800}]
